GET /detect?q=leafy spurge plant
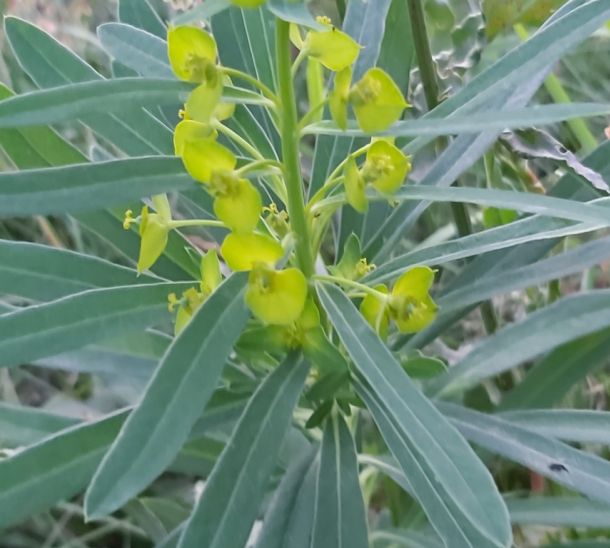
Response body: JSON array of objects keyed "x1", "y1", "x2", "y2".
[{"x1": 2, "y1": 0, "x2": 610, "y2": 547}]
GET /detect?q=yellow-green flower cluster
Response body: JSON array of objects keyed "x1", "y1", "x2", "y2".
[
  {"x1": 360, "y1": 266, "x2": 438, "y2": 338},
  {"x1": 344, "y1": 138, "x2": 412, "y2": 213}
]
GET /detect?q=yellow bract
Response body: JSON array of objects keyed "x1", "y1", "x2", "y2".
[
  {"x1": 173, "y1": 120, "x2": 215, "y2": 156},
  {"x1": 389, "y1": 266, "x2": 437, "y2": 333},
  {"x1": 212, "y1": 177, "x2": 262, "y2": 233},
  {"x1": 350, "y1": 67, "x2": 408, "y2": 132},
  {"x1": 184, "y1": 81, "x2": 223, "y2": 125},
  {"x1": 360, "y1": 284, "x2": 390, "y2": 339},
  {"x1": 181, "y1": 138, "x2": 237, "y2": 184},
  {"x1": 343, "y1": 156, "x2": 367, "y2": 213},
  {"x1": 221, "y1": 232, "x2": 283, "y2": 271},
  {"x1": 362, "y1": 139, "x2": 411, "y2": 194},
  {"x1": 167, "y1": 26, "x2": 218, "y2": 83},
  {"x1": 329, "y1": 67, "x2": 352, "y2": 130},
  {"x1": 245, "y1": 266, "x2": 308, "y2": 325},
  {"x1": 305, "y1": 27, "x2": 360, "y2": 72},
  {"x1": 137, "y1": 203, "x2": 169, "y2": 273},
  {"x1": 173, "y1": 287, "x2": 206, "y2": 334},
  {"x1": 200, "y1": 250, "x2": 222, "y2": 296}
]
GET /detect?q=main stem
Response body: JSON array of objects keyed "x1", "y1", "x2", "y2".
[{"x1": 276, "y1": 19, "x2": 314, "y2": 277}]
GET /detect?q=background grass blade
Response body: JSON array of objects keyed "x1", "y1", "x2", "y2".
[
  {"x1": 85, "y1": 274, "x2": 249, "y2": 519},
  {"x1": 0, "y1": 282, "x2": 188, "y2": 368},
  {"x1": 505, "y1": 497, "x2": 610, "y2": 527},
  {"x1": 311, "y1": 413, "x2": 369, "y2": 548},
  {"x1": 318, "y1": 283, "x2": 511, "y2": 548},
  {"x1": 178, "y1": 354, "x2": 309, "y2": 548},
  {"x1": 0, "y1": 157, "x2": 194, "y2": 217}
]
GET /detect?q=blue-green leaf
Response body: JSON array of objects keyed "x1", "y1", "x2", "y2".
[
  {"x1": 317, "y1": 283, "x2": 511, "y2": 548},
  {"x1": 85, "y1": 274, "x2": 249, "y2": 519},
  {"x1": 311, "y1": 413, "x2": 369, "y2": 548},
  {"x1": 177, "y1": 354, "x2": 309, "y2": 547},
  {"x1": 0, "y1": 157, "x2": 194, "y2": 217},
  {"x1": 0, "y1": 282, "x2": 189, "y2": 368}
]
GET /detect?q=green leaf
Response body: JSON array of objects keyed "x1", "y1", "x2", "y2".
[
  {"x1": 0, "y1": 157, "x2": 194, "y2": 217},
  {"x1": 370, "y1": 528, "x2": 443, "y2": 548},
  {"x1": 255, "y1": 448, "x2": 317, "y2": 548},
  {"x1": 311, "y1": 413, "x2": 369, "y2": 548},
  {"x1": 364, "y1": 214, "x2": 600, "y2": 285},
  {"x1": 0, "y1": 410, "x2": 127, "y2": 529},
  {"x1": 0, "y1": 282, "x2": 188, "y2": 368},
  {"x1": 267, "y1": 0, "x2": 322, "y2": 27},
  {"x1": 119, "y1": 0, "x2": 167, "y2": 38},
  {"x1": 173, "y1": 0, "x2": 232, "y2": 24},
  {"x1": 317, "y1": 283, "x2": 511, "y2": 548},
  {"x1": 438, "y1": 235, "x2": 610, "y2": 314},
  {"x1": 329, "y1": 185, "x2": 610, "y2": 226},
  {"x1": 304, "y1": 103, "x2": 610, "y2": 137},
  {"x1": 0, "y1": 403, "x2": 79, "y2": 448},
  {"x1": 431, "y1": 290, "x2": 610, "y2": 397},
  {"x1": 98, "y1": 23, "x2": 173, "y2": 79},
  {"x1": 84, "y1": 274, "x2": 249, "y2": 519},
  {"x1": 499, "y1": 410, "x2": 610, "y2": 445},
  {"x1": 499, "y1": 328, "x2": 610, "y2": 410},
  {"x1": 0, "y1": 240, "x2": 157, "y2": 301},
  {"x1": 439, "y1": 402, "x2": 610, "y2": 506},
  {"x1": 5, "y1": 16, "x2": 173, "y2": 156},
  {"x1": 177, "y1": 354, "x2": 309, "y2": 547},
  {"x1": 505, "y1": 497, "x2": 610, "y2": 527},
  {"x1": 0, "y1": 78, "x2": 268, "y2": 129}
]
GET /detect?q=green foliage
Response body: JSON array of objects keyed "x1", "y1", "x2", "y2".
[{"x1": 1, "y1": 0, "x2": 610, "y2": 546}]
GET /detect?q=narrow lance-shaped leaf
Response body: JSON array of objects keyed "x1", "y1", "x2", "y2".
[
  {"x1": 0, "y1": 240, "x2": 158, "y2": 301},
  {"x1": 98, "y1": 23, "x2": 173, "y2": 79},
  {"x1": 438, "y1": 402, "x2": 610, "y2": 506},
  {"x1": 85, "y1": 274, "x2": 249, "y2": 519},
  {"x1": 311, "y1": 413, "x2": 369, "y2": 548},
  {"x1": 0, "y1": 282, "x2": 190, "y2": 368},
  {"x1": 431, "y1": 290, "x2": 610, "y2": 398},
  {"x1": 0, "y1": 410, "x2": 128, "y2": 529},
  {"x1": 255, "y1": 447, "x2": 318, "y2": 548},
  {"x1": 178, "y1": 354, "x2": 310, "y2": 548},
  {"x1": 317, "y1": 283, "x2": 511, "y2": 548},
  {"x1": 0, "y1": 157, "x2": 194, "y2": 217},
  {"x1": 304, "y1": 103, "x2": 610, "y2": 139},
  {"x1": 0, "y1": 403, "x2": 80, "y2": 448}
]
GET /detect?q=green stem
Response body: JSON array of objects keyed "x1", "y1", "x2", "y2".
[
  {"x1": 407, "y1": 0, "x2": 440, "y2": 111},
  {"x1": 214, "y1": 122, "x2": 287, "y2": 202},
  {"x1": 298, "y1": 98, "x2": 329, "y2": 131},
  {"x1": 219, "y1": 66, "x2": 278, "y2": 104},
  {"x1": 235, "y1": 158, "x2": 283, "y2": 176},
  {"x1": 276, "y1": 19, "x2": 315, "y2": 277},
  {"x1": 314, "y1": 274, "x2": 388, "y2": 300},
  {"x1": 169, "y1": 219, "x2": 226, "y2": 229},
  {"x1": 514, "y1": 23, "x2": 597, "y2": 153}
]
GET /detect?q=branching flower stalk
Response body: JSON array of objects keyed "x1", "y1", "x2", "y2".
[{"x1": 123, "y1": 6, "x2": 438, "y2": 355}]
